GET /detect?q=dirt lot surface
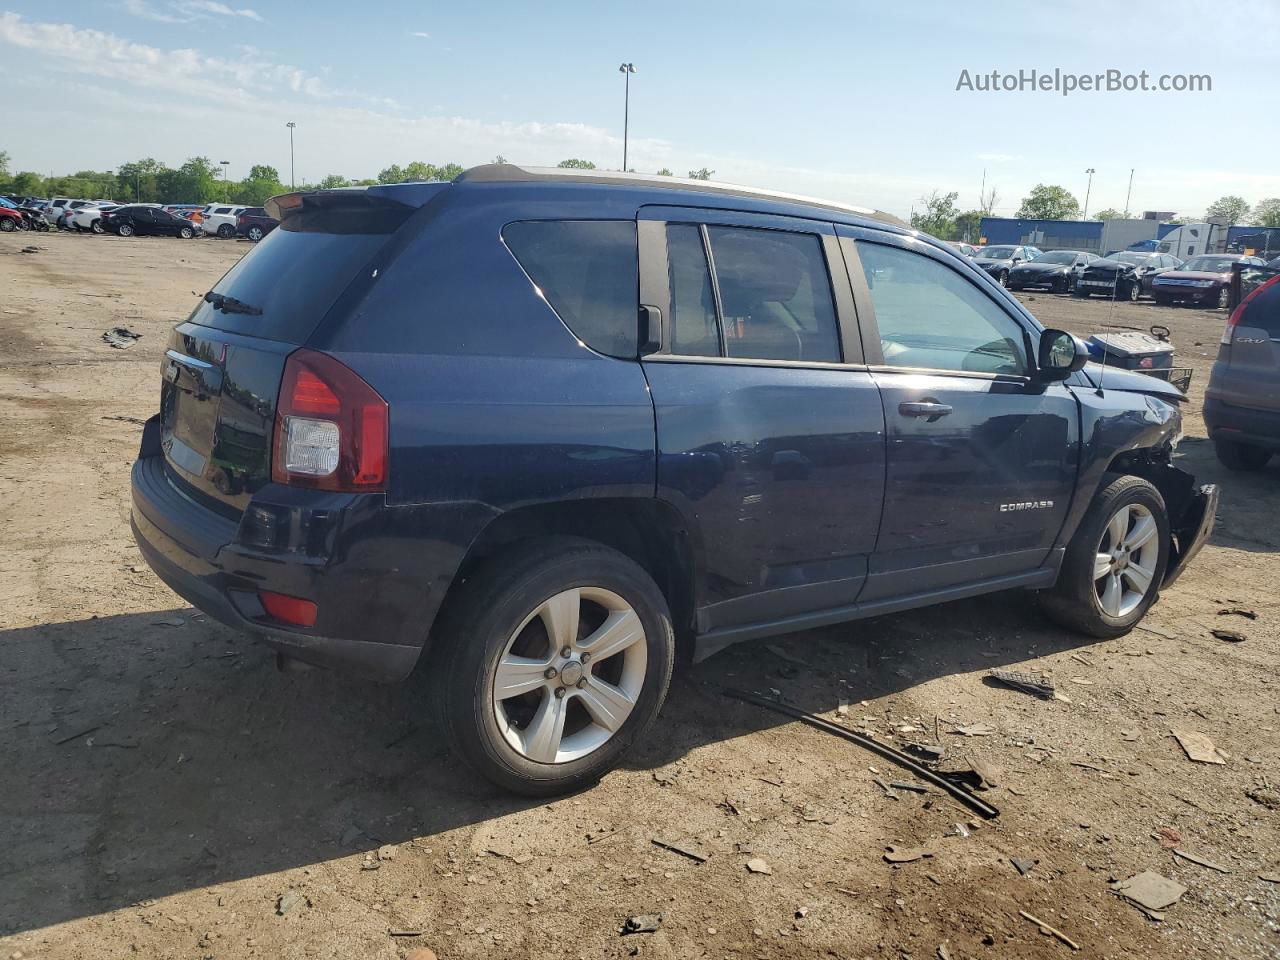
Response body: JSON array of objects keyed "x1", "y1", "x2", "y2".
[{"x1": 2, "y1": 232, "x2": 1278, "y2": 960}]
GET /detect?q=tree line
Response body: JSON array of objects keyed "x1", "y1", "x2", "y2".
[
  {"x1": 912, "y1": 182, "x2": 1280, "y2": 241},
  {"x1": 0, "y1": 151, "x2": 716, "y2": 205}
]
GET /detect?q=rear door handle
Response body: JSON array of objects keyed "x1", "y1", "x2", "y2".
[{"x1": 899, "y1": 401, "x2": 953, "y2": 421}]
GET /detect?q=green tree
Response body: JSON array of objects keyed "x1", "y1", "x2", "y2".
[
  {"x1": 1205, "y1": 195, "x2": 1250, "y2": 224},
  {"x1": 233, "y1": 164, "x2": 286, "y2": 205},
  {"x1": 436, "y1": 163, "x2": 464, "y2": 181},
  {"x1": 1092, "y1": 208, "x2": 1123, "y2": 221},
  {"x1": 1016, "y1": 184, "x2": 1081, "y2": 220},
  {"x1": 557, "y1": 158, "x2": 597, "y2": 169},
  {"x1": 157, "y1": 157, "x2": 220, "y2": 203},
  {"x1": 656, "y1": 168, "x2": 673, "y2": 176},
  {"x1": 954, "y1": 209, "x2": 984, "y2": 243},
  {"x1": 0, "y1": 149, "x2": 9, "y2": 178},
  {"x1": 493, "y1": 155, "x2": 508, "y2": 164},
  {"x1": 377, "y1": 163, "x2": 407, "y2": 184},
  {"x1": 1251, "y1": 197, "x2": 1280, "y2": 228},
  {"x1": 687, "y1": 167, "x2": 714, "y2": 180},
  {"x1": 317, "y1": 174, "x2": 350, "y2": 189},
  {"x1": 117, "y1": 158, "x2": 168, "y2": 202},
  {"x1": 8, "y1": 171, "x2": 43, "y2": 196},
  {"x1": 910, "y1": 190, "x2": 960, "y2": 239}
]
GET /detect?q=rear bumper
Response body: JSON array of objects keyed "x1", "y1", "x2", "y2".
[
  {"x1": 130, "y1": 443, "x2": 450, "y2": 681},
  {"x1": 1204, "y1": 397, "x2": 1280, "y2": 449}
]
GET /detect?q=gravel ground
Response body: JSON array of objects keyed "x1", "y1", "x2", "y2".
[{"x1": 1, "y1": 231, "x2": 1277, "y2": 960}]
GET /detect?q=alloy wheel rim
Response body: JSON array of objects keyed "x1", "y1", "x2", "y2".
[
  {"x1": 491, "y1": 586, "x2": 647, "y2": 764},
  {"x1": 1093, "y1": 503, "x2": 1158, "y2": 618}
]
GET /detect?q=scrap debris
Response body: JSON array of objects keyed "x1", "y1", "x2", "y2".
[
  {"x1": 650, "y1": 838, "x2": 708, "y2": 864},
  {"x1": 621, "y1": 914, "x2": 662, "y2": 935},
  {"x1": 1010, "y1": 857, "x2": 1037, "y2": 876},
  {"x1": 987, "y1": 669, "x2": 1055, "y2": 700},
  {"x1": 745, "y1": 858, "x2": 772, "y2": 875},
  {"x1": 1112, "y1": 871, "x2": 1187, "y2": 919},
  {"x1": 883, "y1": 845, "x2": 933, "y2": 864},
  {"x1": 1019, "y1": 910, "x2": 1081, "y2": 951},
  {"x1": 1217, "y1": 607, "x2": 1257, "y2": 620},
  {"x1": 722, "y1": 688, "x2": 1000, "y2": 819},
  {"x1": 102, "y1": 326, "x2": 142, "y2": 349},
  {"x1": 1211, "y1": 628, "x2": 1248, "y2": 643},
  {"x1": 1172, "y1": 849, "x2": 1232, "y2": 874},
  {"x1": 1172, "y1": 729, "x2": 1228, "y2": 765}
]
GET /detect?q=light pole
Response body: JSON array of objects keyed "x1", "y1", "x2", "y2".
[
  {"x1": 1124, "y1": 168, "x2": 1135, "y2": 218},
  {"x1": 618, "y1": 63, "x2": 635, "y2": 171},
  {"x1": 286, "y1": 121, "x2": 297, "y2": 189},
  {"x1": 1083, "y1": 168, "x2": 1096, "y2": 219},
  {"x1": 219, "y1": 160, "x2": 230, "y2": 200}
]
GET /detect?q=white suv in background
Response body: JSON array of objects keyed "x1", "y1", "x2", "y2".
[
  {"x1": 200, "y1": 204, "x2": 247, "y2": 238},
  {"x1": 68, "y1": 203, "x2": 121, "y2": 233}
]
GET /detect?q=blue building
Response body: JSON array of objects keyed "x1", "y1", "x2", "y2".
[{"x1": 978, "y1": 217, "x2": 1103, "y2": 251}]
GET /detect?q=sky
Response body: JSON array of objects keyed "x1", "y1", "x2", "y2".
[{"x1": 1, "y1": 1, "x2": 1278, "y2": 220}]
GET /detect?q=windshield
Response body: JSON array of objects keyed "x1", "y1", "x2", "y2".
[
  {"x1": 0, "y1": 197, "x2": 15, "y2": 209},
  {"x1": 1110, "y1": 253, "x2": 1148, "y2": 265},
  {"x1": 979, "y1": 246, "x2": 1017, "y2": 259},
  {"x1": 1180, "y1": 256, "x2": 1236, "y2": 273},
  {"x1": 1031, "y1": 251, "x2": 1077, "y2": 265}
]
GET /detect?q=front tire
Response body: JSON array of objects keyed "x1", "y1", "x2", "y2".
[
  {"x1": 1126, "y1": 279, "x2": 1141, "y2": 301},
  {"x1": 1040, "y1": 474, "x2": 1169, "y2": 638},
  {"x1": 179, "y1": 226, "x2": 194, "y2": 239},
  {"x1": 1214, "y1": 438, "x2": 1272, "y2": 471},
  {"x1": 998, "y1": 270, "x2": 1009, "y2": 287},
  {"x1": 432, "y1": 538, "x2": 675, "y2": 796},
  {"x1": 91, "y1": 219, "x2": 105, "y2": 234},
  {"x1": 0, "y1": 218, "x2": 16, "y2": 233},
  {"x1": 1216, "y1": 286, "x2": 1230, "y2": 310}
]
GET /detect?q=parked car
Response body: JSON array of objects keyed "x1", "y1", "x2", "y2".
[
  {"x1": 946, "y1": 241, "x2": 978, "y2": 258},
  {"x1": 0, "y1": 205, "x2": 23, "y2": 232},
  {"x1": 68, "y1": 203, "x2": 120, "y2": 233},
  {"x1": 100, "y1": 205, "x2": 197, "y2": 238},
  {"x1": 1204, "y1": 263, "x2": 1280, "y2": 470},
  {"x1": 200, "y1": 204, "x2": 247, "y2": 238},
  {"x1": 1152, "y1": 254, "x2": 1268, "y2": 310},
  {"x1": 1007, "y1": 250, "x2": 1099, "y2": 293},
  {"x1": 130, "y1": 165, "x2": 1216, "y2": 795},
  {"x1": 1075, "y1": 252, "x2": 1180, "y2": 301},
  {"x1": 236, "y1": 207, "x2": 279, "y2": 241},
  {"x1": 972, "y1": 244, "x2": 1036, "y2": 285}
]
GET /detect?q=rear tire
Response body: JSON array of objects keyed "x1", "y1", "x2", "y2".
[
  {"x1": 179, "y1": 226, "x2": 194, "y2": 239},
  {"x1": 117, "y1": 222, "x2": 134, "y2": 237},
  {"x1": 217, "y1": 223, "x2": 234, "y2": 238},
  {"x1": 1040, "y1": 474, "x2": 1169, "y2": 638},
  {"x1": 91, "y1": 219, "x2": 105, "y2": 234},
  {"x1": 1214, "y1": 438, "x2": 1272, "y2": 471},
  {"x1": 247, "y1": 225, "x2": 264, "y2": 241},
  {"x1": 431, "y1": 538, "x2": 675, "y2": 796}
]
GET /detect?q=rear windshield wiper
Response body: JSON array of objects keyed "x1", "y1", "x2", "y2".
[{"x1": 203, "y1": 291, "x2": 263, "y2": 316}]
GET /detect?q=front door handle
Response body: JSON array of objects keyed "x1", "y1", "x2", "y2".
[{"x1": 899, "y1": 400, "x2": 953, "y2": 421}]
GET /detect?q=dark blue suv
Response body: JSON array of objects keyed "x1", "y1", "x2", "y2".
[{"x1": 131, "y1": 164, "x2": 1217, "y2": 794}]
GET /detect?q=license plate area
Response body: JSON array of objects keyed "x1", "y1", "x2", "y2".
[{"x1": 160, "y1": 349, "x2": 224, "y2": 480}]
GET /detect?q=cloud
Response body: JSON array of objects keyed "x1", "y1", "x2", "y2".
[
  {"x1": 409, "y1": 31, "x2": 430, "y2": 38},
  {"x1": 121, "y1": 0, "x2": 263, "y2": 23},
  {"x1": 0, "y1": 12, "x2": 385, "y2": 107}
]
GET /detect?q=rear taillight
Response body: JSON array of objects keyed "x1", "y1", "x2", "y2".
[
  {"x1": 1225, "y1": 273, "x2": 1280, "y2": 344},
  {"x1": 271, "y1": 349, "x2": 388, "y2": 492},
  {"x1": 237, "y1": 215, "x2": 246, "y2": 226}
]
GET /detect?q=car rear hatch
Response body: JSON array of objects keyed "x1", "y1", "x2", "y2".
[
  {"x1": 158, "y1": 184, "x2": 446, "y2": 518},
  {"x1": 1217, "y1": 267, "x2": 1280, "y2": 412}
]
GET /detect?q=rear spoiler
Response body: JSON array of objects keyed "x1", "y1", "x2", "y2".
[{"x1": 265, "y1": 182, "x2": 450, "y2": 222}]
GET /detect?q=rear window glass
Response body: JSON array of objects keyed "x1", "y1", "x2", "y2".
[
  {"x1": 503, "y1": 220, "x2": 638, "y2": 358},
  {"x1": 1240, "y1": 270, "x2": 1280, "y2": 336},
  {"x1": 190, "y1": 203, "x2": 408, "y2": 343}
]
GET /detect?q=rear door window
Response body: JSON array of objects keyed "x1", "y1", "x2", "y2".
[
  {"x1": 665, "y1": 224, "x2": 720, "y2": 357},
  {"x1": 502, "y1": 220, "x2": 639, "y2": 358},
  {"x1": 705, "y1": 226, "x2": 840, "y2": 362}
]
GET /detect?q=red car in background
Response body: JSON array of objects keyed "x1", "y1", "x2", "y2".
[
  {"x1": 236, "y1": 207, "x2": 279, "y2": 241},
  {"x1": 1152, "y1": 253, "x2": 1268, "y2": 309},
  {"x1": 0, "y1": 205, "x2": 23, "y2": 231}
]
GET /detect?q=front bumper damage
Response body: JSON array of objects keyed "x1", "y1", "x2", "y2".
[{"x1": 1163, "y1": 479, "x2": 1219, "y2": 588}]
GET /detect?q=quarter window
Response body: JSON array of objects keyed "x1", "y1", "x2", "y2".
[
  {"x1": 857, "y1": 241, "x2": 1028, "y2": 376},
  {"x1": 503, "y1": 220, "x2": 639, "y2": 358},
  {"x1": 665, "y1": 224, "x2": 720, "y2": 357}
]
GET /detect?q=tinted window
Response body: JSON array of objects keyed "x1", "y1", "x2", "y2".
[
  {"x1": 214, "y1": 207, "x2": 231, "y2": 215},
  {"x1": 503, "y1": 220, "x2": 639, "y2": 358},
  {"x1": 706, "y1": 226, "x2": 840, "y2": 362},
  {"x1": 245, "y1": 207, "x2": 266, "y2": 217},
  {"x1": 857, "y1": 242, "x2": 1027, "y2": 376},
  {"x1": 191, "y1": 202, "x2": 410, "y2": 343},
  {"x1": 1239, "y1": 273, "x2": 1280, "y2": 336},
  {"x1": 666, "y1": 224, "x2": 720, "y2": 357}
]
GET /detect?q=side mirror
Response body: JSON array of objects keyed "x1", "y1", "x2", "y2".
[{"x1": 1037, "y1": 329, "x2": 1089, "y2": 380}]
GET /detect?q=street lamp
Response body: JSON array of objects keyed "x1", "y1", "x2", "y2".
[
  {"x1": 286, "y1": 121, "x2": 297, "y2": 189},
  {"x1": 1083, "y1": 168, "x2": 1096, "y2": 219},
  {"x1": 219, "y1": 160, "x2": 230, "y2": 200},
  {"x1": 618, "y1": 63, "x2": 636, "y2": 172}
]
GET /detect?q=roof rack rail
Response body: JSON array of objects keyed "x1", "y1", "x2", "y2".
[{"x1": 453, "y1": 163, "x2": 906, "y2": 228}]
